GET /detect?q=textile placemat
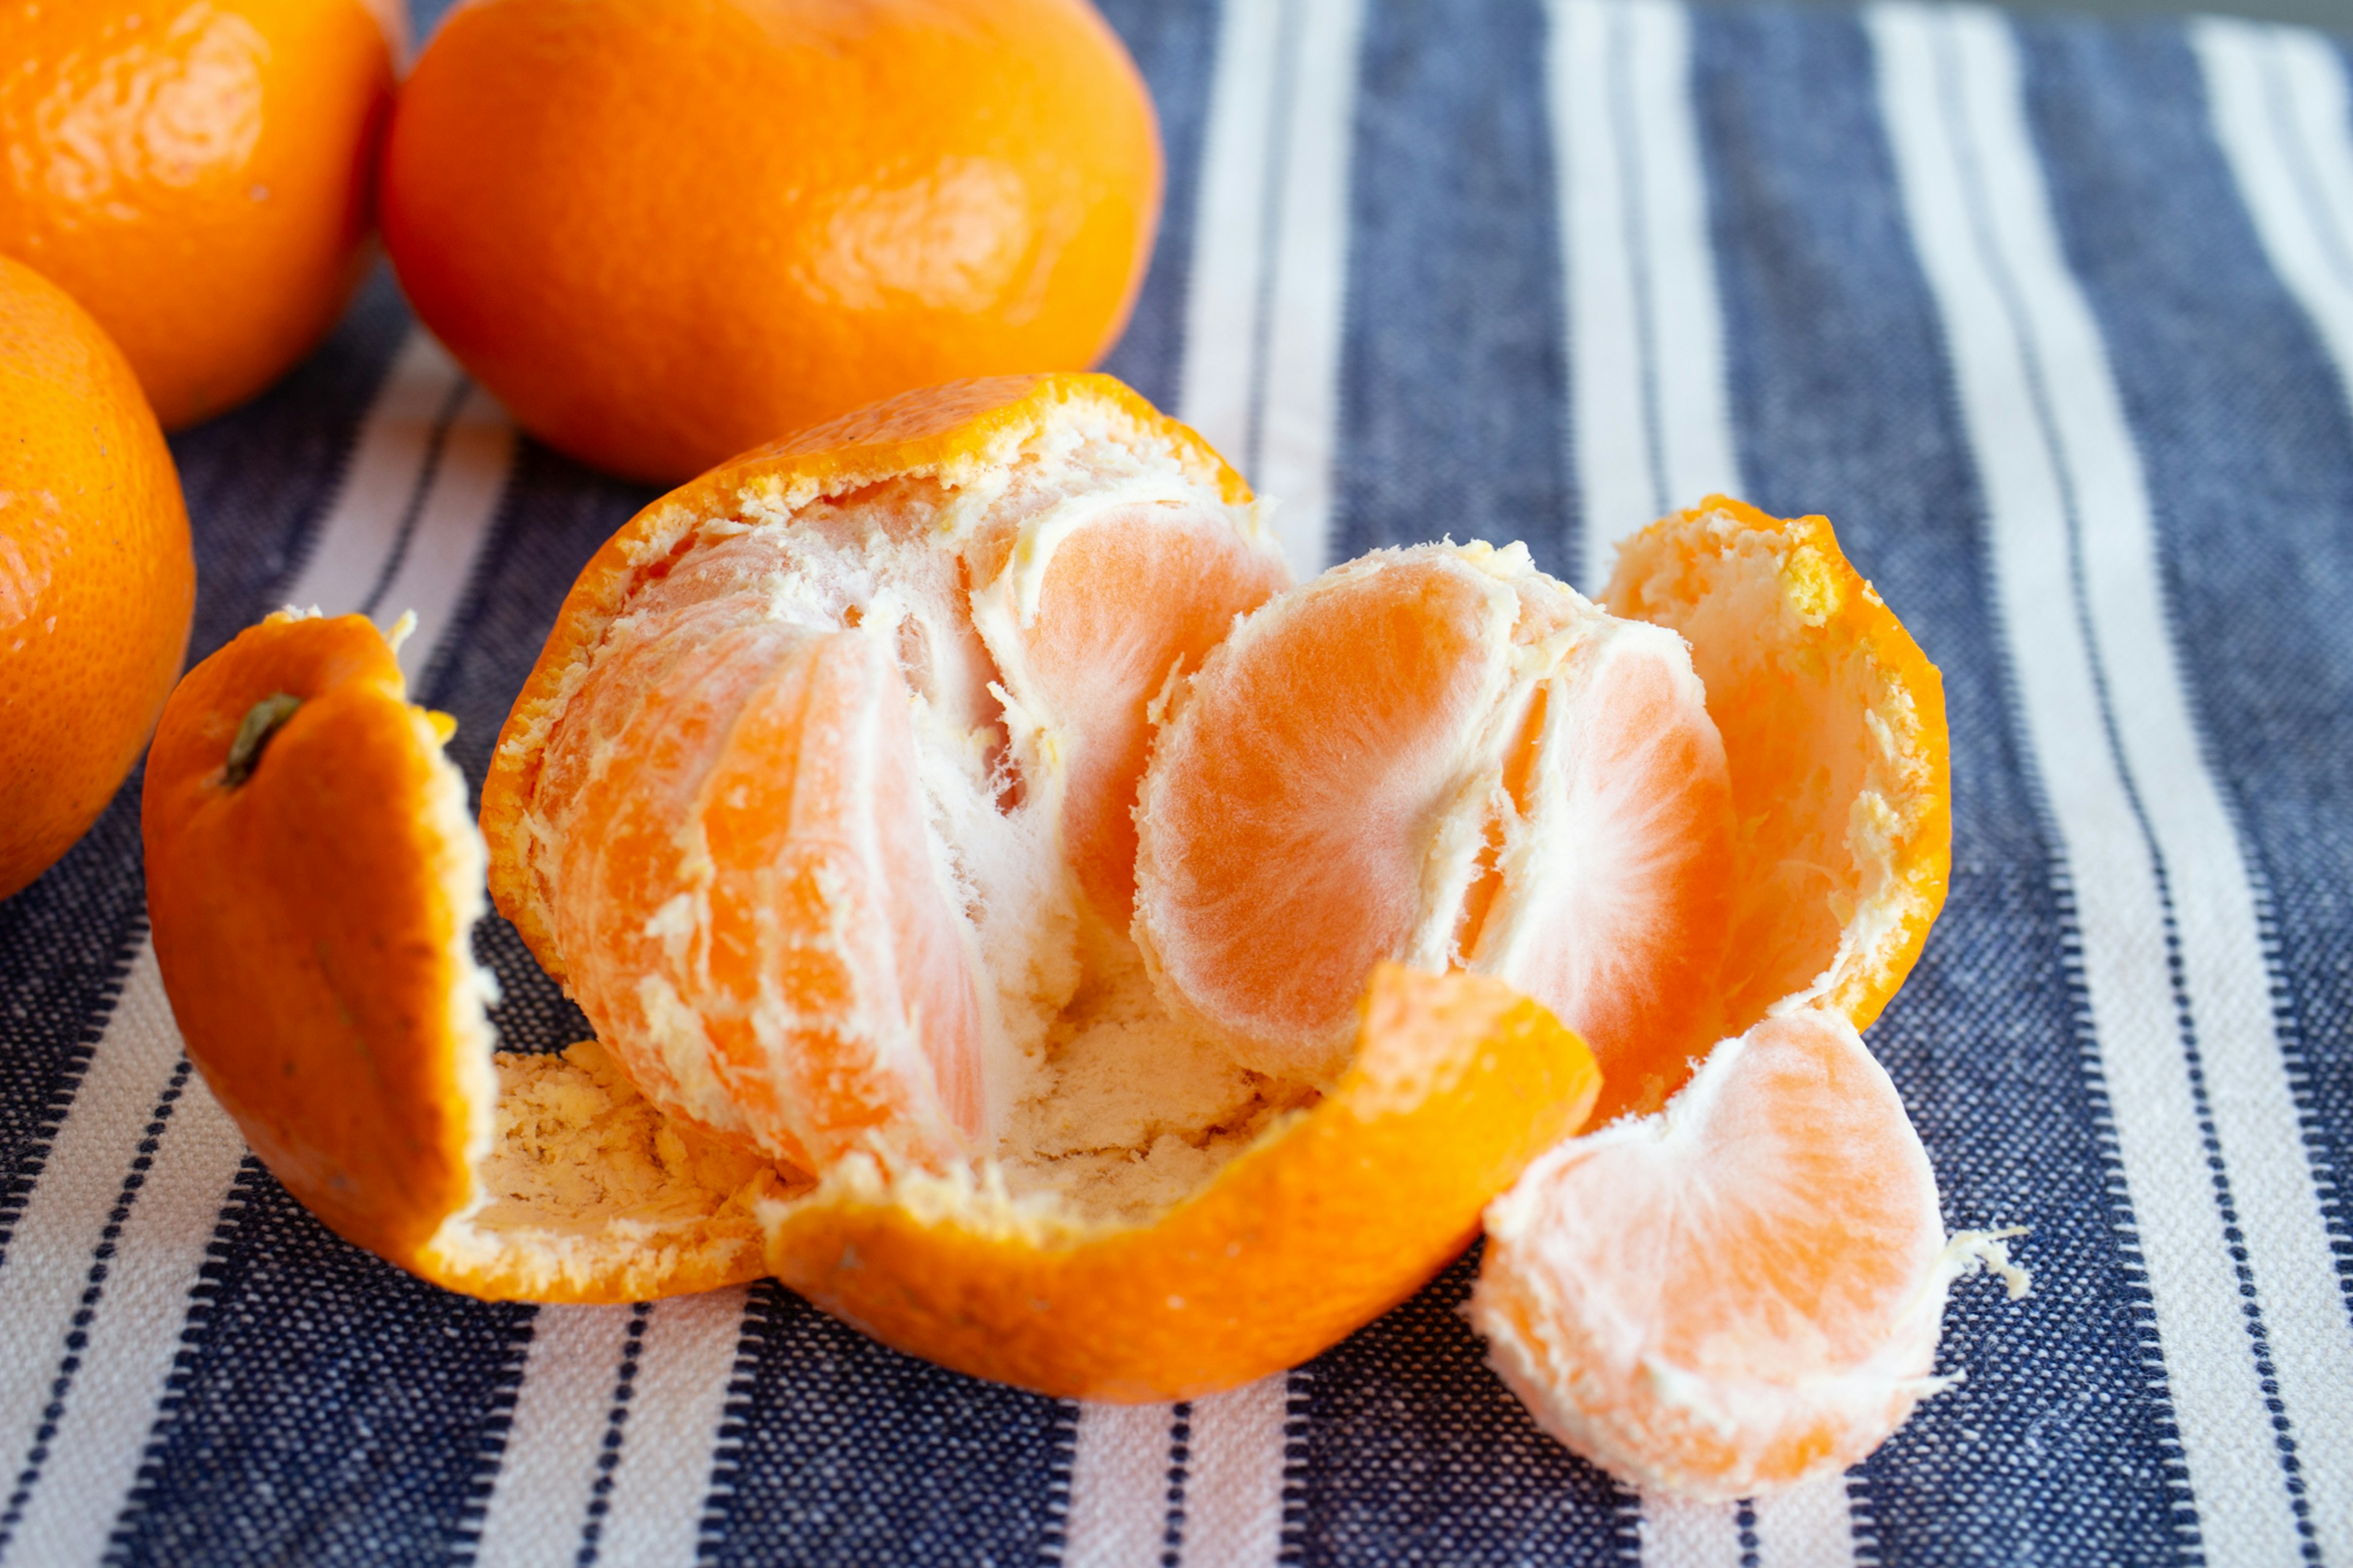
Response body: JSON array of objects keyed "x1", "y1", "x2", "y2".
[{"x1": 3, "y1": 0, "x2": 2351, "y2": 1562}]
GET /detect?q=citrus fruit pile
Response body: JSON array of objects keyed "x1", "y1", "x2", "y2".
[{"x1": 143, "y1": 370, "x2": 2009, "y2": 1496}]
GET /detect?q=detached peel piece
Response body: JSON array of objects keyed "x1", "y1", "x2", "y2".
[
  {"x1": 143, "y1": 612, "x2": 788, "y2": 1303},
  {"x1": 765, "y1": 964, "x2": 1599, "y2": 1403}
]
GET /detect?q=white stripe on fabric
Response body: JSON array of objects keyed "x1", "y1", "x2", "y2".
[
  {"x1": 1548, "y1": 0, "x2": 1745, "y2": 588},
  {"x1": 476, "y1": 1290, "x2": 750, "y2": 1568},
  {"x1": 0, "y1": 325, "x2": 516, "y2": 1566},
  {"x1": 1177, "y1": 1376, "x2": 1289, "y2": 1568},
  {"x1": 0, "y1": 947, "x2": 242, "y2": 1567},
  {"x1": 282, "y1": 331, "x2": 476, "y2": 621},
  {"x1": 1637, "y1": 1496, "x2": 1741, "y2": 1568},
  {"x1": 1178, "y1": 0, "x2": 1365, "y2": 579},
  {"x1": 473, "y1": 1306, "x2": 643, "y2": 1568},
  {"x1": 1067, "y1": 1401, "x2": 1175, "y2": 1566},
  {"x1": 1750, "y1": 1474, "x2": 1859, "y2": 1568},
  {"x1": 1549, "y1": 2, "x2": 1839, "y2": 1556},
  {"x1": 360, "y1": 380, "x2": 517, "y2": 681},
  {"x1": 2197, "y1": 23, "x2": 2353, "y2": 456},
  {"x1": 1873, "y1": 6, "x2": 2353, "y2": 1562},
  {"x1": 588, "y1": 1289, "x2": 748, "y2": 1567}
]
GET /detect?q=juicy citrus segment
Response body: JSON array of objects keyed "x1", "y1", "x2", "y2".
[
  {"x1": 970, "y1": 497, "x2": 1289, "y2": 923},
  {"x1": 762, "y1": 965, "x2": 1599, "y2": 1402},
  {"x1": 483, "y1": 372, "x2": 1248, "y2": 975},
  {"x1": 1605, "y1": 498, "x2": 1950, "y2": 1036},
  {"x1": 144, "y1": 612, "x2": 784, "y2": 1303},
  {"x1": 1471, "y1": 1009, "x2": 1963, "y2": 1499},
  {"x1": 482, "y1": 373, "x2": 1280, "y2": 1188},
  {"x1": 1134, "y1": 541, "x2": 1733, "y2": 1113},
  {"x1": 542, "y1": 593, "x2": 991, "y2": 1172},
  {"x1": 1469, "y1": 619, "x2": 1735, "y2": 1121},
  {"x1": 1134, "y1": 550, "x2": 1519, "y2": 1075}
]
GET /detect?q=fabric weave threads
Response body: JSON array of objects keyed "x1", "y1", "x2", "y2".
[{"x1": 2, "y1": 1, "x2": 2352, "y2": 1561}]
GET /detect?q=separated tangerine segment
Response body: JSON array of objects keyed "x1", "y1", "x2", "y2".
[
  {"x1": 1135, "y1": 540, "x2": 1735, "y2": 1121},
  {"x1": 1471, "y1": 1008, "x2": 2018, "y2": 1499}
]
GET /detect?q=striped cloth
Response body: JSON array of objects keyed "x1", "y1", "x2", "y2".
[{"x1": 2, "y1": 0, "x2": 2350, "y2": 1561}]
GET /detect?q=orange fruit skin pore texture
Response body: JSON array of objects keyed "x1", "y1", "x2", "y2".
[
  {"x1": 0, "y1": 254, "x2": 192, "y2": 901},
  {"x1": 143, "y1": 615, "x2": 479, "y2": 1271},
  {"x1": 0, "y1": 0, "x2": 396, "y2": 428},
  {"x1": 383, "y1": 0, "x2": 1164, "y2": 483}
]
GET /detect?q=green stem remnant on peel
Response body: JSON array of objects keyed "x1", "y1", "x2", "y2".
[{"x1": 224, "y1": 693, "x2": 303, "y2": 787}]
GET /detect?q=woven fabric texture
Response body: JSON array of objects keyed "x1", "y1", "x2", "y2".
[{"x1": 2, "y1": 1, "x2": 2351, "y2": 1563}]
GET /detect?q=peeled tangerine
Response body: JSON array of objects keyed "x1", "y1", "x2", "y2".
[{"x1": 143, "y1": 369, "x2": 1995, "y2": 1461}]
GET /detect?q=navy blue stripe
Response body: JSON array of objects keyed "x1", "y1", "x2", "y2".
[
  {"x1": 1297, "y1": 1247, "x2": 1635, "y2": 1567},
  {"x1": 108, "y1": 1161, "x2": 536, "y2": 1568},
  {"x1": 697, "y1": 1282, "x2": 1066, "y2": 1567},
  {"x1": 0, "y1": 268, "x2": 409, "y2": 1275},
  {"x1": 1332, "y1": 0, "x2": 1575, "y2": 580},
  {"x1": 1094, "y1": 0, "x2": 1222, "y2": 415},
  {"x1": 1689, "y1": 8, "x2": 2192, "y2": 1562}
]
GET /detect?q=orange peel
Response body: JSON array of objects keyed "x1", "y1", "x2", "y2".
[
  {"x1": 1605, "y1": 496, "x2": 1951, "y2": 1039},
  {"x1": 143, "y1": 611, "x2": 786, "y2": 1304}
]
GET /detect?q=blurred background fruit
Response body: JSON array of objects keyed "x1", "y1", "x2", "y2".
[
  {"x1": 0, "y1": 0, "x2": 400, "y2": 429},
  {"x1": 0, "y1": 254, "x2": 194, "y2": 901},
  {"x1": 381, "y1": 0, "x2": 1163, "y2": 483}
]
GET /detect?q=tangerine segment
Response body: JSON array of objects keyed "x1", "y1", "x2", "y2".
[
  {"x1": 1471, "y1": 1010, "x2": 1957, "y2": 1500},
  {"x1": 1605, "y1": 498, "x2": 1950, "y2": 1037},
  {"x1": 145, "y1": 612, "x2": 781, "y2": 1303},
  {"x1": 484, "y1": 373, "x2": 1248, "y2": 982},
  {"x1": 971, "y1": 496, "x2": 1289, "y2": 923},
  {"x1": 1134, "y1": 550, "x2": 1515, "y2": 1077},
  {"x1": 1469, "y1": 619, "x2": 1735, "y2": 1121},
  {"x1": 537, "y1": 565, "x2": 990, "y2": 1173},
  {"x1": 762, "y1": 966, "x2": 1599, "y2": 1402},
  {"x1": 1135, "y1": 542, "x2": 1733, "y2": 1110}
]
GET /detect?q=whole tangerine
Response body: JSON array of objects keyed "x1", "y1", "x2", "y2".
[
  {"x1": 1, "y1": 254, "x2": 194, "y2": 901},
  {"x1": 381, "y1": 0, "x2": 1164, "y2": 483},
  {"x1": 0, "y1": 0, "x2": 400, "y2": 429}
]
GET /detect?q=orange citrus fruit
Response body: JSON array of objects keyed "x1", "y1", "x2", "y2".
[
  {"x1": 143, "y1": 610, "x2": 787, "y2": 1302},
  {"x1": 140, "y1": 376, "x2": 1963, "y2": 1431},
  {"x1": 1471, "y1": 1008, "x2": 2019, "y2": 1499},
  {"x1": 0, "y1": 0, "x2": 398, "y2": 428},
  {"x1": 382, "y1": 0, "x2": 1164, "y2": 483},
  {"x1": 1, "y1": 252, "x2": 193, "y2": 901}
]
